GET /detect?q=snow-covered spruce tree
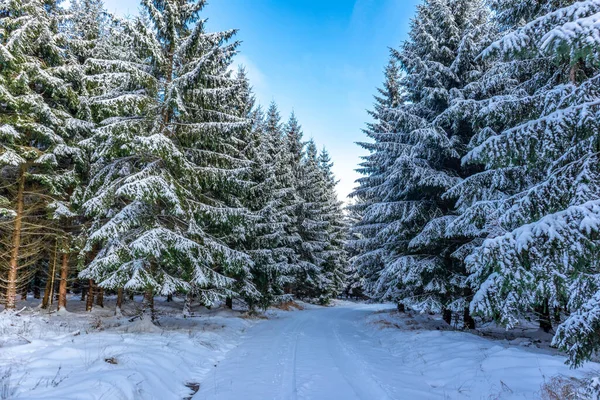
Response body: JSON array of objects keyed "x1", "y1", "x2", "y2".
[
  {"x1": 352, "y1": 0, "x2": 493, "y2": 324},
  {"x1": 318, "y1": 148, "x2": 347, "y2": 300},
  {"x1": 348, "y1": 57, "x2": 404, "y2": 301},
  {"x1": 293, "y1": 140, "x2": 331, "y2": 302},
  {"x1": 451, "y1": 0, "x2": 600, "y2": 365},
  {"x1": 230, "y1": 74, "x2": 292, "y2": 309},
  {"x1": 61, "y1": 0, "x2": 118, "y2": 310},
  {"x1": 262, "y1": 105, "x2": 304, "y2": 297},
  {"x1": 78, "y1": 0, "x2": 254, "y2": 318},
  {"x1": 0, "y1": 0, "x2": 87, "y2": 309},
  {"x1": 66, "y1": 0, "x2": 109, "y2": 64},
  {"x1": 342, "y1": 202, "x2": 366, "y2": 299},
  {"x1": 243, "y1": 106, "x2": 302, "y2": 308}
]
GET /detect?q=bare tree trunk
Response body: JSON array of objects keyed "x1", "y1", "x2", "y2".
[
  {"x1": 537, "y1": 298, "x2": 552, "y2": 333},
  {"x1": 42, "y1": 240, "x2": 59, "y2": 310},
  {"x1": 41, "y1": 245, "x2": 56, "y2": 309},
  {"x1": 80, "y1": 282, "x2": 86, "y2": 301},
  {"x1": 86, "y1": 279, "x2": 95, "y2": 311},
  {"x1": 463, "y1": 288, "x2": 476, "y2": 329},
  {"x1": 143, "y1": 289, "x2": 156, "y2": 322},
  {"x1": 397, "y1": 303, "x2": 405, "y2": 313},
  {"x1": 57, "y1": 245, "x2": 69, "y2": 311},
  {"x1": 6, "y1": 165, "x2": 26, "y2": 310},
  {"x1": 225, "y1": 297, "x2": 233, "y2": 309},
  {"x1": 463, "y1": 307, "x2": 475, "y2": 329},
  {"x1": 41, "y1": 275, "x2": 52, "y2": 309},
  {"x1": 115, "y1": 288, "x2": 124, "y2": 315},
  {"x1": 570, "y1": 62, "x2": 579, "y2": 84},
  {"x1": 442, "y1": 309, "x2": 452, "y2": 325},
  {"x1": 96, "y1": 287, "x2": 104, "y2": 308},
  {"x1": 21, "y1": 285, "x2": 27, "y2": 301},
  {"x1": 166, "y1": 294, "x2": 173, "y2": 302},
  {"x1": 183, "y1": 292, "x2": 192, "y2": 318}
]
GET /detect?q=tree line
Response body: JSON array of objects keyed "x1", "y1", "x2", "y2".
[
  {"x1": 0, "y1": 0, "x2": 347, "y2": 318},
  {"x1": 350, "y1": 0, "x2": 600, "y2": 367}
]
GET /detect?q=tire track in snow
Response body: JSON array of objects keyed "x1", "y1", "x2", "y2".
[
  {"x1": 277, "y1": 312, "x2": 309, "y2": 400},
  {"x1": 326, "y1": 316, "x2": 393, "y2": 400}
]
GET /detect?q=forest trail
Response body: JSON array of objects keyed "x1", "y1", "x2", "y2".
[
  {"x1": 193, "y1": 303, "x2": 405, "y2": 400},
  {"x1": 193, "y1": 302, "x2": 597, "y2": 400}
]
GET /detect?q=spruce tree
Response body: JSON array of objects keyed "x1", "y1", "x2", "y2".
[
  {"x1": 266, "y1": 106, "x2": 304, "y2": 297},
  {"x1": 348, "y1": 57, "x2": 404, "y2": 302},
  {"x1": 318, "y1": 148, "x2": 347, "y2": 300},
  {"x1": 352, "y1": 0, "x2": 493, "y2": 323},
  {"x1": 451, "y1": 0, "x2": 600, "y2": 365},
  {"x1": 293, "y1": 140, "x2": 330, "y2": 301},
  {"x1": 0, "y1": 0, "x2": 86, "y2": 309},
  {"x1": 78, "y1": 0, "x2": 253, "y2": 315}
]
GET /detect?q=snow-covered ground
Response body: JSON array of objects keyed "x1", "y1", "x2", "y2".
[
  {"x1": 0, "y1": 296, "x2": 262, "y2": 400},
  {"x1": 1, "y1": 299, "x2": 598, "y2": 399}
]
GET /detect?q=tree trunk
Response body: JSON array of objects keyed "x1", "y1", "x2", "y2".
[
  {"x1": 57, "y1": 247, "x2": 69, "y2": 311},
  {"x1": 5, "y1": 165, "x2": 26, "y2": 310},
  {"x1": 21, "y1": 285, "x2": 27, "y2": 301},
  {"x1": 570, "y1": 62, "x2": 580, "y2": 84},
  {"x1": 115, "y1": 288, "x2": 123, "y2": 316},
  {"x1": 143, "y1": 289, "x2": 156, "y2": 322},
  {"x1": 33, "y1": 271, "x2": 41, "y2": 299},
  {"x1": 463, "y1": 306, "x2": 475, "y2": 329},
  {"x1": 42, "y1": 240, "x2": 59, "y2": 309},
  {"x1": 225, "y1": 297, "x2": 233, "y2": 309},
  {"x1": 537, "y1": 299, "x2": 552, "y2": 333},
  {"x1": 86, "y1": 279, "x2": 95, "y2": 311},
  {"x1": 80, "y1": 283, "x2": 86, "y2": 301},
  {"x1": 41, "y1": 275, "x2": 52, "y2": 309},
  {"x1": 96, "y1": 287, "x2": 104, "y2": 308},
  {"x1": 442, "y1": 308, "x2": 452, "y2": 325},
  {"x1": 397, "y1": 303, "x2": 405, "y2": 313},
  {"x1": 129, "y1": 291, "x2": 134, "y2": 301},
  {"x1": 166, "y1": 294, "x2": 173, "y2": 302},
  {"x1": 41, "y1": 248, "x2": 55, "y2": 310},
  {"x1": 463, "y1": 288, "x2": 475, "y2": 329},
  {"x1": 183, "y1": 292, "x2": 193, "y2": 318},
  {"x1": 554, "y1": 307, "x2": 561, "y2": 323}
]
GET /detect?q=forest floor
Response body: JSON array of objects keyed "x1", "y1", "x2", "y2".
[{"x1": 0, "y1": 298, "x2": 598, "y2": 399}]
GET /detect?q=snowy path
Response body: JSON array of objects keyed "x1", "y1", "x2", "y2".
[
  {"x1": 194, "y1": 304, "x2": 398, "y2": 400},
  {"x1": 194, "y1": 303, "x2": 598, "y2": 400}
]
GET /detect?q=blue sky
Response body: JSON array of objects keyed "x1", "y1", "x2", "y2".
[{"x1": 102, "y1": 0, "x2": 420, "y2": 200}]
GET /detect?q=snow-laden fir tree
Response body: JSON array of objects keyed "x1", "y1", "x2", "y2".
[
  {"x1": 0, "y1": 0, "x2": 87, "y2": 309},
  {"x1": 342, "y1": 202, "x2": 366, "y2": 299},
  {"x1": 78, "y1": 0, "x2": 255, "y2": 316},
  {"x1": 233, "y1": 77, "x2": 296, "y2": 309},
  {"x1": 266, "y1": 107, "x2": 305, "y2": 295},
  {"x1": 449, "y1": 0, "x2": 600, "y2": 365},
  {"x1": 348, "y1": 57, "x2": 404, "y2": 301},
  {"x1": 352, "y1": 0, "x2": 493, "y2": 324},
  {"x1": 293, "y1": 140, "x2": 332, "y2": 302},
  {"x1": 318, "y1": 148, "x2": 347, "y2": 300},
  {"x1": 67, "y1": 0, "x2": 109, "y2": 64}
]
